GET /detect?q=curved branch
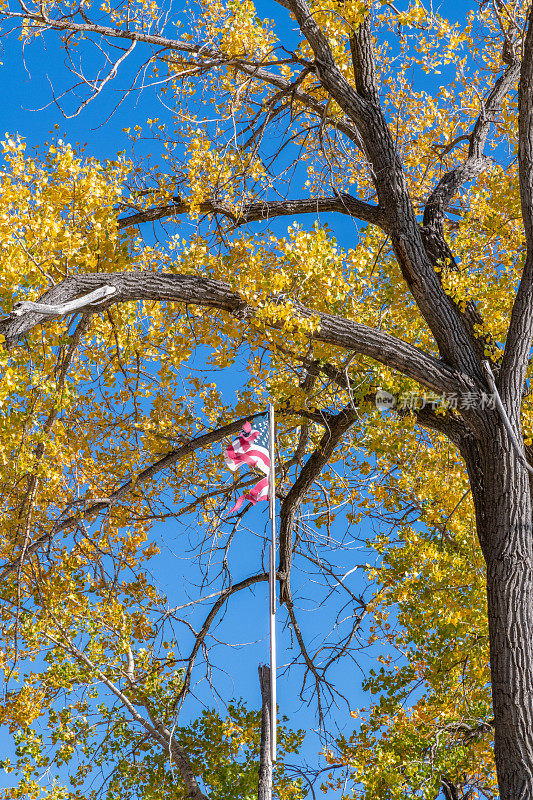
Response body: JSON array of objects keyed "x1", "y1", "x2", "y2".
[
  {"x1": 420, "y1": 63, "x2": 520, "y2": 362},
  {"x1": 0, "y1": 271, "x2": 468, "y2": 396},
  {"x1": 422, "y1": 61, "x2": 520, "y2": 288},
  {"x1": 7, "y1": 1, "x2": 481, "y2": 374},
  {"x1": 278, "y1": 405, "x2": 357, "y2": 604},
  {"x1": 424, "y1": 61, "x2": 520, "y2": 233},
  {"x1": 408, "y1": 405, "x2": 469, "y2": 447},
  {"x1": 284, "y1": 589, "x2": 335, "y2": 721},
  {"x1": 118, "y1": 194, "x2": 387, "y2": 230},
  {"x1": 44, "y1": 625, "x2": 210, "y2": 800},
  {"x1": 172, "y1": 572, "x2": 269, "y2": 712},
  {"x1": 281, "y1": 348, "x2": 470, "y2": 442}
]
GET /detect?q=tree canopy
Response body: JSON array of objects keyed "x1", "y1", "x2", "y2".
[{"x1": 0, "y1": 0, "x2": 531, "y2": 798}]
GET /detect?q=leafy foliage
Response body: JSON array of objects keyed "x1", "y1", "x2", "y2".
[
  {"x1": 0, "y1": 0, "x2": 529, "y2": 798},
  {"x1": 1, "y1": 701, "x2": 304, "y2": 800}
]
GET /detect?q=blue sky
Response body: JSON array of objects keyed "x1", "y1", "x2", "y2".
[{"x1": 0, "y1": 28, "x2": 378, "y2": 793}]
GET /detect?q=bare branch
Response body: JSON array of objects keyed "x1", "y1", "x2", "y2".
[
  {"x1": 43, "y1": 626, "x2": 211, "y2": 800},
  {"x1": 172, "y1": 572, "x2": 269, "y2": 713},
  {"x1": 3, "y1": 9, "x2": 362, "y2": 143},
  {"x1": 422, "y1": 61, "x2": 520, "y2": 267},
  {"x1": 283, "y1": 588, "x2": 337, "y2": 721},
  {"x1": 278, "y1": 405, "x2": 357, "y2": 604},
  {"x1": 0, "y1": 412, "x2": 266, "y2": 578},
  {"x1": 63, "y1": 39, "x2": 137, "y2": 118},
  {"x1": 11, "y1": 284, "x2": 117, "y2": 316}
]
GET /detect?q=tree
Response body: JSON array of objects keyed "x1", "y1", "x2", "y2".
[{"x1": 0, "y1": 0, "x2": 531, "y2": 797}]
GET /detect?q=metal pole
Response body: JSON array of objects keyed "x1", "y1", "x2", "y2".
[{"x1": 268, "y1": 402, "x2": 277, "y2": 763}]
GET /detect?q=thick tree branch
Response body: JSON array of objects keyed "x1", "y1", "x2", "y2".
[
  {"x1": 275, "y1": 0, "x2": 482, "y2": 378},
  {"x1": 500, "y1": 5, "x2": 533, "y2": 408},
  {"x1": 422, "y1": 62, "x2": 520, "y2": 359},
  {"x1": 7, "y1": 2, "x2": 481, "y2": 375},
  {"x1": 441, "y1": 778, "x2": 460, "y2": 800},
  {"x1": 277, "y1": 347, "x2": 471, "y2": 454},
  {"x1": 409, "y1": 405, "x2": 469, "y2": 447},
  {"x1": 348, "y1": 13, "x2": 379, "y2": 106},
  {"x1": 274, "y1": 0, "x2": 370, "y2": 128},
  {"x1": 292, "y1": 302, "x2": 470, "y2": 394},
  {"x1": 0, "y1": 271, "x2": 469, "y2": 396},
  {"x1": 118, "y1": 194, "x2": 386, "y2": 230}
]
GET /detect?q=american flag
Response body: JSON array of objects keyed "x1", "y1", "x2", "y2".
[{"x1": 224, "y1": 416, "x2": 270, "y2": 513}]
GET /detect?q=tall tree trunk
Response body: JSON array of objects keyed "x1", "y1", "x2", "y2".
[{"x1": 469, "y1": 427, "x2": 533, "y2": 797}]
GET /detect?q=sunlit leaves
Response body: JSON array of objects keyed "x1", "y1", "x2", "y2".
[{"x1": 0, "y1": 0, "x2": 529, "y2": 797}]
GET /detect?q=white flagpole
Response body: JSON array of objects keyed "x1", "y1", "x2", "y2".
[{"x1": 268, "y1": 402, "x2": 277, "y2": 764}]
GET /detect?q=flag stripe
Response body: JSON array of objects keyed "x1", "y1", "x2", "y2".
[
  {"x1": 224, "y1": 416, "x2": 270, "y2": 512},
  {"x1": 225, "y1": 446, "x2": 270, "y2": 474}
]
